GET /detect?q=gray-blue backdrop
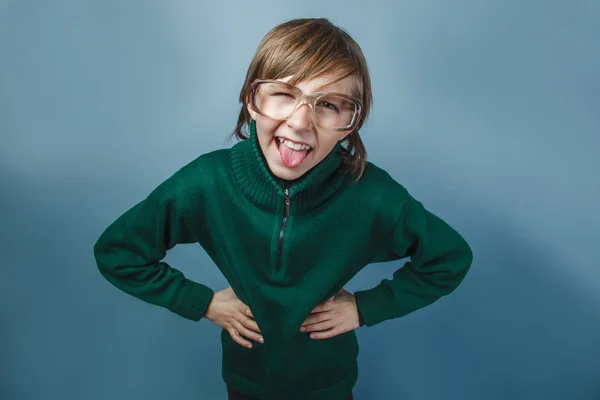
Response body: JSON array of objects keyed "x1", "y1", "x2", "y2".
[{"x1": 1, "y1": 1, "x2": 599, "y2": 399}]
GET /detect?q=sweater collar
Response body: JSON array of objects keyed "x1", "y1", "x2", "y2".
[{"x1": 230, "y1": 119, "x2": 349, "y2": 213}]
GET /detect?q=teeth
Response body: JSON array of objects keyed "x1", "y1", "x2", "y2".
[{"x1": 277, "y1": 137, "x2": 311, "y2": 151}]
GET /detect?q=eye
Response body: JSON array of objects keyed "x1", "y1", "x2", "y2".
[
  {"x1": 317, "y1": 101, "x2": 339, "y2": 112},
  {"x1": 272, "y1": 92, "x2": 295, "y2": 98}
]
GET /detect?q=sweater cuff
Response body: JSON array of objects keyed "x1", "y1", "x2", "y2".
[
  {"x1": 353, "y1": 285, "x2": 389, "y2": 328},
  {"x1": 171, "y1": 280, "x2": 214, "y2": 321},
  {"x1": 356, "y1": 303, "x2": 365, "y2": 327}
]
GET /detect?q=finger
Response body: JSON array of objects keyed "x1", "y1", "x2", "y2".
[
  {"x1": 301, "y1": 319, "x2": 334, "y2": 332},
  {"x1": 309, "y1": 326, "x2": 347, "y2": 340},
  {"x1": 311, "y1": 300, "x2": 335, "y2": 314},
  {"x1": 245, "y1": 317, "x2": 262, "y2": 334},
  {"x1": 232, "y1": 318, "x2": 263, "y2": 345},
  {"x1": 228, "y1": 327, "x2": 253, "y2": 348},
  {"x1": 302, "y1": 310, "x2": 331, "y2": 326},
  {"x1": 242, "y1": 307, "x2": 260, "y2": 332}
]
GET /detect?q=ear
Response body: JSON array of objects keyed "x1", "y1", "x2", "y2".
[
  {"x1": 338, "y1": 128, "x2": 355, "y2": 143},
  {"x1": 246, "y1": 95, "x2": 258, "y2": 120}
]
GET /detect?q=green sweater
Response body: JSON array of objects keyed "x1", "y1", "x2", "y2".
[{"x1": 93, "y1": 120, "x2": 473, "y2": 400}]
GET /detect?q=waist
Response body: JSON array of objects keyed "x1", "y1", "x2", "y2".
[{"x1": 220, "y1": 327, "x2": 359, "y2": 398}]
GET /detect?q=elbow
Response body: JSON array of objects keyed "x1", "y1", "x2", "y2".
[
  {"x1": 440, "y1": 240, "x2": 473, "y2": 295},
  {"x1": 452, "y1": 240, "x2": 473, "y2": 290},
  {"x1": 463, "y1": 241, "x2": 474, "y2": 272},
  {"x1": 465, "y1": 239, "x2": 474, "y2": 269},
  {"x1": 93, "y1": 241, "x2": 108, "y2": 276},
  {"x1": 92, "y1": 239, "x2": 130, "y2": 291},
  {"x1": 93, "y1": 237, "x2": 116, "y2": 277}
]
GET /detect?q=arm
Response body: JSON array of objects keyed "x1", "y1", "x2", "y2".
[
  {"x1": 92, "y1": 167, "x2": 214, "y2": 322},
  {"x1": 354, "y1": 192, "x2": 473, "y2": 328}
]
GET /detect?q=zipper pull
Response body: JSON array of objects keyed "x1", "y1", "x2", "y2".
[{"x1": 284, "y1": 188, "x2": 290, "y2": 216}]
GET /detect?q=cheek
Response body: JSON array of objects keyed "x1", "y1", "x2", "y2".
[
  {"x1": 255, "y1": 118, "x2": 282, "y2": 138},
  {"x1": 315, "y1": 136, "x2": 339, "y2": 153}
]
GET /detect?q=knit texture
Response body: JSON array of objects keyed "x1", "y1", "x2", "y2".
[{"x1": 93, "y1": 120, "x2": 473, "y2": 400}]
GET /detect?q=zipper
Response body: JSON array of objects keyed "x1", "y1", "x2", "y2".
[{"x1": 276, "y1": 182, "x2": 291, "y2": 271}]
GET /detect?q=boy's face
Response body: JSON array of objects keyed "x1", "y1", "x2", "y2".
[{"x1": 247, "y1": 71, "x2": 357, "y2": 181}]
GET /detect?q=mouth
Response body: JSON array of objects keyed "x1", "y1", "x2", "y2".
[
  {"x1": 274, "y1": 136, "x2": 314, "y2": 169},
  {"x1": 275, "y1": 136, "x2": 314, "y2": 153}
]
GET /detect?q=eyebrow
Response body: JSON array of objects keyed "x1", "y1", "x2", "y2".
[
  {"x1": 315, "y1": 81, "x2": 336, "y2": 90},
  {"x1": 282, "y1": 77, "x2": 358, "y2": 98},
  {"x1": 314, "y1": 77, "x2": 360, "y2": 98},
  {"x1": 311, "y1": 82, "x2": 356, "y2": 97},
  {"x1": 314, "y1": 78, "x2": 347, "y2": 91}
]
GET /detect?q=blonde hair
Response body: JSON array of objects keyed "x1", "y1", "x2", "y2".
[{"x1": 227, "y1": 18, "x2": 373, "y2": 182}]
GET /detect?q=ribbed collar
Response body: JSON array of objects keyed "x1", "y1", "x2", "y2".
[{"x1": 230, "y1": 120, "x2": 349, "y2": 213}]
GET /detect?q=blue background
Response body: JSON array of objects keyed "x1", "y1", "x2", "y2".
[{"x1": 2, "y1": 1, "x2": 599, "y2": 399}]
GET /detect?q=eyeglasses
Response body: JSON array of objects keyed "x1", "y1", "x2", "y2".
[{"x1": 249, "y1": 79, "x2": 362, "y2": 131}]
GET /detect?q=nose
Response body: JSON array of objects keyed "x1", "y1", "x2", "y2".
[{"x1": 287, "y1": 102, "x2": 314, "y2": 132}]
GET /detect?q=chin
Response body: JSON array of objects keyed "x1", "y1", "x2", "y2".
[
  {"x1": 267, "y1": 156, "x2": 313, "y2": 181},
  {"x1": 270, "y1": 164, "x2": 308, "y2": 181}
]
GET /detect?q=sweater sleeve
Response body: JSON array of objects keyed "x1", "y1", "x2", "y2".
[
  {"x1": 93, "y1": 169, "x2": 214, "y2": 322},
  {"x1": 357, "y1": 306, "x2": 365, "y2": 327},
  {"x1": 354, "y1": 192, "x2": 473, "y2": 328}
]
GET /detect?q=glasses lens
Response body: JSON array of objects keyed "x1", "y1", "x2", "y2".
[
  {"x1": 314, "y1": 94, "x2": 358, "y2": 130},
  {"x1": 254, "y1": 82, "x2": 299, "y2": 120},
  {"x1": 254, "y1": 82, "x2": 358, "y2": 130}
]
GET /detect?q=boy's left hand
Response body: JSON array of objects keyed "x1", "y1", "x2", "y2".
[{"x1": 299, "y1": 288, "x2": 360, "y2": 339}]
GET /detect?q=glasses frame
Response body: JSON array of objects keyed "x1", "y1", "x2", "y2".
[{"x1": 249, "y1": 79, "x2": 363, "y2": 132}]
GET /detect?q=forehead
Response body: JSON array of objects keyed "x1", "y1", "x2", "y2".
[{"x1": 278, "y1": 72, "x2": 359, "y2": 97}]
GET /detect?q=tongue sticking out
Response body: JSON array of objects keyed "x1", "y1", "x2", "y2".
[{"x1": 278, "y1": 142, "x2": 310, "y2": 168}]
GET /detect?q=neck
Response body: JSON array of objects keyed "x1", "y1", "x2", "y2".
[{"x1": 229, "y1": 120, "x2": 350, "y2": 213}]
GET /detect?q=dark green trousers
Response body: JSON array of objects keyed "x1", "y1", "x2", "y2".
[{"x1": 227, "y1": 386, "x2": 354, "y2": 399}]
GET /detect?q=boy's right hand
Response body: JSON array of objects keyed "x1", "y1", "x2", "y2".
[{"x1": 204, "y1": 286, "x2": 263, "y2": 348}]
